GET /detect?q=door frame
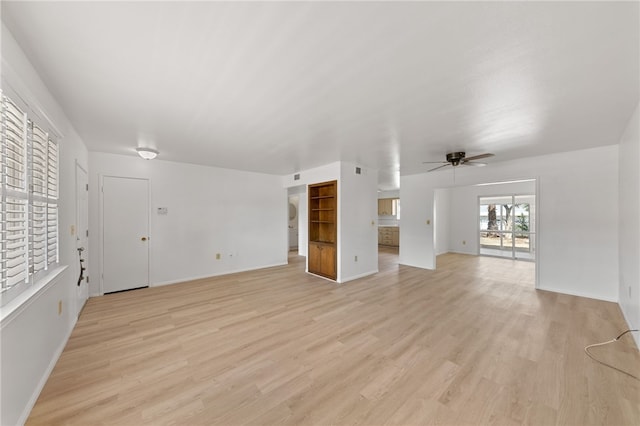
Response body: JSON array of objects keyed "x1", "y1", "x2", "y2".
[
  {"x1": 99, "y1": 174, "x2": 151, "y2": 295},
  {"x1": 477, "y1": 193, "x2": 536, "y2": 261},
  {"x1": 75, "y1": 161, "x2": 89, "y2": 316}
]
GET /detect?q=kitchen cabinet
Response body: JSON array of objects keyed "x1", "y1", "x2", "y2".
[
  {"x1": 378, "y1": 198, "x2": 394, "y2": 216},
  {"x1": 378, "y1": 226, "x2": 399, "y2": 247}
]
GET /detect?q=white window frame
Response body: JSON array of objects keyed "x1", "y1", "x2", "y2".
[{"x1": 1, "y1": 91, "x2": 60, "y2": 306}]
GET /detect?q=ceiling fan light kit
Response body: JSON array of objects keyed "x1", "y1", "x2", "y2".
[{"x1": 423, "y1": 151, "x2": 494, "y2": 172}]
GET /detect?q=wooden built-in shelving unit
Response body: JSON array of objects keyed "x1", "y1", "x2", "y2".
[{"x1": 308, "y1": 180, "x2": 337, "y2": 280}]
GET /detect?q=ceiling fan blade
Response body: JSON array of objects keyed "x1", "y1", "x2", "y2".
[
  {"x1": 427, "y1": 164, "x2": 451, "y2": 172},
  {"x1": 422, "y1": 161, "x2": 448, "y2": 164},
  {"x1": 462, "y1": 161, "x2": 487, "y2": 167},
  {"x1": 462, "y1": 153, "x2": 494, "y2": 162}
]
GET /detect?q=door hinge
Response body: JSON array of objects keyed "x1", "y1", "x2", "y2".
[
  {"x1": 86, "y1": 230, "x2": 89, "y2": 237},
  {"x1": 86, "y1": 276, "x2": 89, "y2": 284},
  {"x1": 86, "y1": 183, "x2": 89, "y2": 191}
]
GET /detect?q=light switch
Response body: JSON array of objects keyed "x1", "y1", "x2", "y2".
[{"x1": 426, "y1": 219, "x2": 431, "y2": 225}]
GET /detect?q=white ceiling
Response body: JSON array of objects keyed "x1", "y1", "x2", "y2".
[{"x1": 2, "y1": 1, "x2": 638, "y2": 190}]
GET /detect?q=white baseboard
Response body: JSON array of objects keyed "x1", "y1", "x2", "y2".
[
  {"x1": 151, "y1": 262, "x2": 289, "y2": 288},
  {"x1": 536, "y1": 284, "x2": 618, "y2": 303},
  {"x1": 339, "y1": 269, "x2": 378, "y2": 283},
  {"x1": 618, "y1": 303, "x2": 640, "y2": 350}
]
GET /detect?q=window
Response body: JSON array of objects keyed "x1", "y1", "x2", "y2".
[
  {"x1": 478, "y1": 194, "x2": 535, "y2": 261},
  {"x1": 391, "y1": 198, "x2": 400, "y2": 219},
  {"x1": 1, "y1": 92, "x2": 59, "y2": 299}
]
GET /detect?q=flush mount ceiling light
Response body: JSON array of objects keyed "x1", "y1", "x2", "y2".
[{"x1": 136, "y1": 147, "x2": 158, "y2": 160}]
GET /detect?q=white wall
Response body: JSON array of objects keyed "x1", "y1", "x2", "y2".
[
  {"x1": 618, "y1": 102, "x2": 640, "y2": 347},
  {"x1": 298, "y1": 190, "x2": 308, "y2": 257},
  {"x1": 1, "y1": 24, "x2": 89, "y2": 426},
  {"x1": 401, "y1": 145, "x2": 619, "y2": 302},
  {"x1": 447, "y1": 180, "x2": 536, "y2": 255},
  {"x1": 88, "y1": 153, "x2": 288, "y2": 294},
  {"x1": 339, "y1": 162, "x2": 379, "y2": 282},
  {"x1": 434, "y1": 188, "x2": 451, "y2": 256}
]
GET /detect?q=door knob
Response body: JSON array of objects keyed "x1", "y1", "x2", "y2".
[{"x1": 141, "y1": 237, "x2": 147, "y2": 241}]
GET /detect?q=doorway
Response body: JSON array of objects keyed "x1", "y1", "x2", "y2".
[
  {"x1": 101, "y1": 176, "x2": 150, "y2": 294},
  {"x1": 288, "y1": 195, "x2": 299, "y2": 251},
  {"x1": 479, "y1": 194, "x2": 536, "y2": 261},
  {"x1": 287, "y1": 185, "x2": 306, "y2": 257},
  {"x1": 75, "y1": 162, "x2": 89, "y2": 316}
]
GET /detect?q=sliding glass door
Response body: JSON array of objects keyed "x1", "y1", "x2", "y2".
[{"x1": 479, "y1": 195, "x2": 535, "y2": 261}]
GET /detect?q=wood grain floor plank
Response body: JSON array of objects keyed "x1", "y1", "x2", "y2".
[{"x1": 26, "y1": 249, "x2": 640, "y2": 425}]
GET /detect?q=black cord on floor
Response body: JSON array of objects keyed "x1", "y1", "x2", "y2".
[{"x1": 584, "y1": 329, "x2": 639, "y2": 381}]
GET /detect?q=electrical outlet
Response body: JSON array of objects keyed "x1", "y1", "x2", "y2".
[
  {"x1": 216, "y1": 253, "x2": 221, "y2": 260},
  {"x1": 462, "y1": 240, "x2": 466, "y2": 245}
]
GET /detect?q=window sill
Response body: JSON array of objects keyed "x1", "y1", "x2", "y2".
[{"x1": 0, "y1": 265, "x2": 68, "y2": 324}]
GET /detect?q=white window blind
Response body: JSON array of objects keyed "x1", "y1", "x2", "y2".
[
  {"x1": 4, "y1": 198, "x2": 28, "y2": 288},
  {"x1": 1, "y1": 95, "x2": 28, "y2": 291},
  {"x1": 47, "y1": 138, "x2": 58, "y2": 266},
  {"x1": 2, "y1": 96, "x2": 27, "y2": 190},
  {"x1": 47, "y1": 203, "x2": 58, "y2": 266},
  {"x1": 1, "y1": 91, "x2": 59, "y2": 293}
]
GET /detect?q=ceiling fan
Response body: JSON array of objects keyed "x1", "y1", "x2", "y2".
[{"x1": 423, "y1": 151, "x2": 494, "y2": 172}]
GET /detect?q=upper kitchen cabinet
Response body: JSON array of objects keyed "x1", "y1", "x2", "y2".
[{"x1": 378, "y1": 198, "x2": 399, "y2": 216}]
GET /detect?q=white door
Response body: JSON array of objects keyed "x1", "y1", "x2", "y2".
[
  {"x1": 75, "y1": 163, "x2": 89, "y2": 316},
  {"x1": 102, "y1": 176, "x2": 149, "y2": 294}
]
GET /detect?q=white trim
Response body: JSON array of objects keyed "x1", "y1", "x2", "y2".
[
  {"x1": 0, "y1": 265, "x2": 67, "y2": 325},
  {"x1": 447, "y1": 249, "x2": 476, "y2": 256},
  {"x1": 618, "y1": 303, "x2": 640, "y2": 349},
  {"x1": 397, "y1": 260, "x2": 435, "y2": 271},
  {"x1": 338, "y1": 269, "x2": 378, "y2": 284},
  {"x1": 150, "y1": 262, "x2": 289, "y2": 289},
  {"x1": 536, "y1": 285, "x2": 618, "y2": 304}
]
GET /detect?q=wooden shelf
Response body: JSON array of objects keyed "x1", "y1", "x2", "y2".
[{"x1": 308, "y1": 180, "x2": 337, "y2": 280}]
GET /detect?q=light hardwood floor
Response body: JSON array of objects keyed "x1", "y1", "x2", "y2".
[{"x1": 27, "y1": 249, "x2": 639, "y2": 425}]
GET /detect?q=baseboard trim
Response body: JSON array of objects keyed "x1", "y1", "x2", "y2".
[
  {"x1": 151, "y1": 262, "x2": 289, "y2": 288},
  {"x1": 339, "y1": 270, "x2": 378, "y2": 284},
  {"x1": 537, "y1": 284, "x2": 618, "y2": 303},
  {"x1": 618, "y1": 302, "x2": 640, "y2": 350}
]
